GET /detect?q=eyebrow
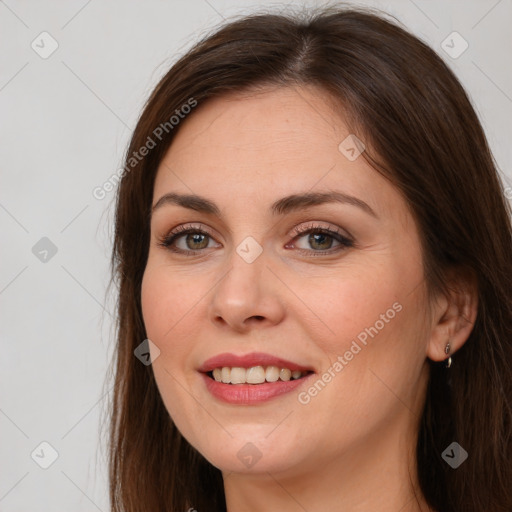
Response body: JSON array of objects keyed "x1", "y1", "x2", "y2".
[{"x1": 151, "y1": 191, "x2": 378, "y2": 219}]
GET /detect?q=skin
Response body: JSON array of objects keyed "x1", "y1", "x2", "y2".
[{"x1": 141, "y1": 85, "x2": 478, "y2": 511}]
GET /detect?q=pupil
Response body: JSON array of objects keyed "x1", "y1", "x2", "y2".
[
  {"x1": 187, "y1": 233, "x2": 208, "y2": 250},
  {"x1": 309, "y1": 233, "x2": 332, "y2": 250}
]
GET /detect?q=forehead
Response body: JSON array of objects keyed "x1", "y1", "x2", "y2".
[
  {"x1": 153, "y1": 85, "x2": 405, "y2": 224},
  {"x1": 160, "y1": 85, "x2": 347, "y2": 169}
]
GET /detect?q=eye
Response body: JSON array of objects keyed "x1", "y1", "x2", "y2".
[
  {"x1": 287, "y1": 222, "x2": 354, "y2": 255},
  {"x1": 157, "y1": 224, "x2": 219, "y2": 254},
  {"x1": 157, "y1": 222, "x2": 354, "y2": 256}
]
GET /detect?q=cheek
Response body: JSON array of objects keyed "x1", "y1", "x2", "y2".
[
  {"x1": 290, "y1": 262, "x2": 424, "y2": 417},
  {"x1": 141, "y1": 266, "x2": 168, "y2": 341},
  {"x1": 140, "y1": 264, "x2": 204, "y2": 376},
  {"x1": 140, "y1": 265, "x2": 206, "y2": 437},
  {"x1": 142, "y1": 264, "x2": 198, "y2": 339},
  {"x1": 318, "y1": 278, "x2": 424, "y2": 409},
  {"x1": 292, "y1": 263, "x2": 406, "y2": 357}
]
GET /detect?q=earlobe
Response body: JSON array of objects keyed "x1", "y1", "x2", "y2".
[{"x1": 426, "y1": 269, "x2": 478, "y2": 363}]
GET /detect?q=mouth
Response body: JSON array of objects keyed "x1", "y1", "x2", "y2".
[
  {"x1": 198, "y1": 352, "x2": 316, "y2": 404},
  {"x1": 203, "y1": 366, "x2": 315, "y2": 385}
]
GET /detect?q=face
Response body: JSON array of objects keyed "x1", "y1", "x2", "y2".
[{"x1": 141, "y1": 85, "x2": 432, "y2": 478}]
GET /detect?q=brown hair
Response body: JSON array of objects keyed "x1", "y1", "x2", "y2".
[{"x1": 103, "y1": 5, "x2": 512, "y2": 511}]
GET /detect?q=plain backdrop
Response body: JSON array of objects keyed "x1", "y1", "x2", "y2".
[{"x1": 1, "y1": 0, "x2": 511, "y2": 510}]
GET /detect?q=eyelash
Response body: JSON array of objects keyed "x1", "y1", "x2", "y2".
[{"x1": 156, "y1": 222, "x2": 354, "y2": 257}]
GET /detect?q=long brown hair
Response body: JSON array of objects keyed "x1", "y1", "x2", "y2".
[{"x1": 102, "y1": 5, "x2": 512, "y2": 511}]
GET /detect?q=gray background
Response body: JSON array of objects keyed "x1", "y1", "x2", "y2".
[{"x1": 1, "y1": 0, "x2": 511, "y2": 510}]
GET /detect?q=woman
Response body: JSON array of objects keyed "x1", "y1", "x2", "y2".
[{"x1": 105, "y1": 5, "x2": 512, "y2": 511}]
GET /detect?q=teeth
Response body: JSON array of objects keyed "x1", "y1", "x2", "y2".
[
  {"x1": 246, "y1": 366, "x2": 265, "y2": 384},
  {"x1": 230, "y1": 367, "x2": 246, "y2": 384},
  {"x1": 210, "y1": 365, "x2": 309, "y2": 384},
  {"x1": 265, "y1": 366, "x2": 279, "y2": 382},
  {"x1": 280, "y1": 368, "x2": 291, "y2": 381},
  {"x1": 221, "y1": 367, "x2": 231, "y2": 384}
]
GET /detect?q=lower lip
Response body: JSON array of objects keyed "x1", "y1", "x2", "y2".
[{"x1": 200, "y1": 372, "x2": 314, "y2": 405}]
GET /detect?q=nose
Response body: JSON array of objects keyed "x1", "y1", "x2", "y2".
[{"x1": 208, "y1": 245, "x2": 286, "y2": 333}]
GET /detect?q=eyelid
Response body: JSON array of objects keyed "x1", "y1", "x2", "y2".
[
  {"x1": 157, "y1": 220, "x2": 354, "y2": 255},
  {"x1": 164, "y1": 222, "x2": 218, "y2": 239},
  {"x1": 288, "y1": 221, "x2": 353, "y2": 240},
  {"x1": 158, "y1": 222, "x2": 220, "y2": 249},
  {"x1": 160, "y1": 221, "x2": 349, "y2": 242}
]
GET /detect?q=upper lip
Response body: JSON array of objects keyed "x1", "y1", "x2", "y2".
[{"x1": 198, "y1": 352, "x2": 315, "y2": 373}]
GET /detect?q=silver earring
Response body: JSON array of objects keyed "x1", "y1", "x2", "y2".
[{"x1": 445, "y1": 341, "x2": 452, "y2": 368}]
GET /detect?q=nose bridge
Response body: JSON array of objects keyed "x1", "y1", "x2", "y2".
[
  {"x1": 208, "y1": 237, "x2": 285, "y2": 330},
  {"x1": 214, "y1": 239, "x2": 265, "y2": 312}
]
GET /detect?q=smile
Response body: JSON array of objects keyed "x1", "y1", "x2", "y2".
[
  {"x1": 201, "y1": 369, "x2": 314, "y2": 405},
  {"x1": 208, "y1": 365, "x2": 312, "y2": 384},
  {"x1": 198, "y1": 351, "x2": 316, "y2": 404}
]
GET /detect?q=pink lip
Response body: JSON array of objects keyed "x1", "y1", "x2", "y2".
[
  {"x1": 198, "y1": 352, "x2": 316, "y2": 405},
  {"x1": 200, "y1": 372, "x2": 314, "y2": 405},
  {"x1": 197, "y1": 351, "x2": 314, "y2": 373}
]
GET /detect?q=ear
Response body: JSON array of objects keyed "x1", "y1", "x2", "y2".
[{"x1": 426, "y1": 267, "x2": 478, "y2": 362}]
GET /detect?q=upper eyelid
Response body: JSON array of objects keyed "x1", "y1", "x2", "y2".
[
  {"x1": 163, "y1": 220, "x2": 350, "y2": 239},
  {"x1": 290, "y1": 222, "x2": 352, "y2": 239},
  {"x1": 161, "y1": 222, "x2": 352, "y2": 248}
]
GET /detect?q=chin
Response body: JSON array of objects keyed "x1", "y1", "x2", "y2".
[
  {"x1": 210, "y1": 451, "x2": 301, "y2": 476},
  {"x1": 192, "y1": 433, "x2": 309, "y2": 475}
]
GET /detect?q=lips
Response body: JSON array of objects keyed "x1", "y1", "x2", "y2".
[
  {"x1": 198, "y1": 351, "x2": 316, "y2": 405},
  {"x1": 197, "y1": 351, "x2": 315, "y2": 373}
]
